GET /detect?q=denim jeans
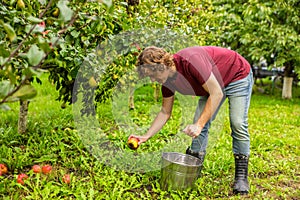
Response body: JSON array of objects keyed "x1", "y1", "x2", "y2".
[{"x1": 190, "y1": 71, "x2": 254, "y2": 156}]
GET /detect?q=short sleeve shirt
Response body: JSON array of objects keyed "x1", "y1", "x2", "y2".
[{"x1": 162, "y1": 46, "x2": 251, "y2": 97}]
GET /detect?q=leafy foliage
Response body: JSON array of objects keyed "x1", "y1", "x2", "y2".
[
  {"x1": 0, "y1": 0, "x2": 120, "y2": 109},
  {"x1": 214, "y1": 0, "x2": 300, "y2": 72}
]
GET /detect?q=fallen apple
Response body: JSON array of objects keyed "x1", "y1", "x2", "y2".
[
  {"x1": 42, "y1": 165, "x2": 52, "y2": 174},
  {"x1": 32, "y1": 165, "x2": 41, "y2": 173},
  {"x1": 17, "y1": 173, "x2": 28, "y2": 185},
  {"x1": 127, "y1": 137, "x2": 139, "y2": 150},
  {"x1": 62, "y1": 174, "x2": 71, "y2": 184},
  {"x1": 0, "y1": 164, "x2": 8, "y2": 175}
]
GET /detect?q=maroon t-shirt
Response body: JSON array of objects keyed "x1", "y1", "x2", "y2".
[{"x1": 162, "y1": 46, "x2": 251, "y2": 97}]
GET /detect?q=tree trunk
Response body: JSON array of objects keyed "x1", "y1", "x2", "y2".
[
  {"x1": 282, "y1": 77, "x2": 293, "y2": 99},
  {"x1": 282, "y1": 62, "x2": 294, "y2": 99},
  {"x1": 129, "y1": 87, "x2": 135, "y2": 110},
  {"x1": 18, "y1": 100, "x2": 29, "y2": 134}
]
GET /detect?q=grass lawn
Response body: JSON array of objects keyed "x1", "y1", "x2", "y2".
[{"x1": 0, "y1": 74, "x2": 299, "y2": 199}]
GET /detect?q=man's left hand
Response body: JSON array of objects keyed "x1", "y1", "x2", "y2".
[{"x1": 183, "y1": 124, "x2": 202, "y2": 138}]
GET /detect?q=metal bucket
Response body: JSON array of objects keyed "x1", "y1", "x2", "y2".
[{"x1": 160, "y1": 152, "x2": 202, "y2": 191}]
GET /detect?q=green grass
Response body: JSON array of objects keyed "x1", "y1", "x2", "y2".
[{"x1": 0, "y1": 74, "x2": 299, "y2": 199}]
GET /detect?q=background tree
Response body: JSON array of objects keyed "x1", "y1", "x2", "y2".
[{"x1": 213, "y1": 0, "x2": 300, "y2": 99}]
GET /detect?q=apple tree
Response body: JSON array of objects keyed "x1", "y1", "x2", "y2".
[
  {"x1": 0, "y1": 0, "x2": 120, "y2": 133},
  {"x1": 213, "y1": 0, "x2": 300, "y2": 98}
]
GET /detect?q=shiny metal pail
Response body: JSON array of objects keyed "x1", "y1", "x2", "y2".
[{"x1": 160, "y1": 152, "x2": 202, "y2": 191}]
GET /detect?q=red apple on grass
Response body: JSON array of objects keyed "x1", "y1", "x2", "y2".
[
  {"x1": 0, "y1": 164, "x2": 8, "y2": 175},
  {"x1": 62, "y1": 174, "x2": 71, "y2": 184},
  {"x1": 17, "y1": 173, "x2": 28, "y2": 185},
  {"x1": 32, "y1": 165, "x2": 41, "y2": 173},
  {"x1": 42, "y1": 165, "x2": 52, "y2": 174},
  {"x1": 127, "y1": 137, "x2": 140, "y2": 150}
]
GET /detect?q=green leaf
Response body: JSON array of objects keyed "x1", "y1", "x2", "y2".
[
  {"x1": 71, "y1": 30, "x2": 80, "y2": 38},
  {"x1": 38, "y1": 0, "x2": 47, "y2": 5},
  {"x1": 57, "y1": 0, "x2": 74, "y2": 22},
  {"x1": 29, "y1": 67, "x2": 47, "y2": 77},
  {"x1": 11, "y1": 84, "x2": 37, "y2": 100},
  {"x1": 27, "y1": 44, "x2": 45, "y2": 66},
  {"x1": 27, "y1": 16, "x2": 43, "y2": 23},
  {"x1": 0, "y1": 44, "x2": 10, "y2": 57},
  {"x1": 100, "y1": 0, "x2": 112, "y2": 8},
  {"x1": 39, "y1": 42, "x2": 52, "y2": 53},
  {"x1": 2, "y1": 23, "x2": 16, "y2": 42},
  {"x1": 0, "y1": 80, "x2": 14, "y2": 98},
  {"x1": 0, "y1": 57, "x2": 8, "y2": 66}
]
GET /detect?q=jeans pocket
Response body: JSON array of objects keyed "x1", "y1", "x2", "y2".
[{"x1": 225, "y1": 73, "x2": 253, "y2": 97}]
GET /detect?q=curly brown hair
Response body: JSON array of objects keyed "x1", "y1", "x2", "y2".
[{"x1": 136, "y1": 46, "x2": 175, "y2": 78}]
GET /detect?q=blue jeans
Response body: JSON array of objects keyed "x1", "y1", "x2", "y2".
[{"x1": 191, "y1": 71, "x2": 254, "y2": 156}]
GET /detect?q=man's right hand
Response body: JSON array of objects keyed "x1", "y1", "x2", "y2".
[{"x1": 128, "y1": 135, "x2": 149, "y2": 145}]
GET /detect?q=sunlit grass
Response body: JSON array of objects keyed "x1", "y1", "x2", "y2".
[{"x1": 0, "y1": 74, "x2": 299, "y2": 199}]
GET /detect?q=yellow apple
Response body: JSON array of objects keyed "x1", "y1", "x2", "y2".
[
  {"x1": 127, "y1": 137, "x2": 139, "y2": 150},
  {"x1": 17, "y1": 0, "x2": 25, "y2": 9},
  {"x1": 52, "y1": 8, "x2": 60, "y2": 17}
]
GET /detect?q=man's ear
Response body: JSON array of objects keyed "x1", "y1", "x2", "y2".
[{"x1": 157, "y1": 63, "x2": 166, "y2": 71}]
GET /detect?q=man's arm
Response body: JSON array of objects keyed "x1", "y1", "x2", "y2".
[
  {"x1": 196, "y1": 73, "x2": 224, "y2": 128},
  {"x1": 184, "y1": 73, "x2": 223, "y2": 137},
  {"x1": 130, "y1": 95, "x2": 174, "y2": 144}
]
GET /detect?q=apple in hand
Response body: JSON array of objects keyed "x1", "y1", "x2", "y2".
[
  {"x1": 32, "y1": 165, "x2": 41, "y2": 173},
  {"x1": 42, "y1": 165, "x2": 52, "y2": 174},
  {"x1": 0, "y1": 164, "x2": 8, "y2": 175},
  {"x1": 17, "y1": 173, "x2": 28, "y2": 185},
  {"x1": 127, "y1": 137, "x2": 140, "y2": 150}
]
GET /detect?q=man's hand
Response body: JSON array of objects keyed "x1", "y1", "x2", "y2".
[
  {"x1": 183, "y1": 124, "x2": 202, "y2": 138},
  {"x1": 128, "y1": 135, "x2": 149, "y2": 145}
]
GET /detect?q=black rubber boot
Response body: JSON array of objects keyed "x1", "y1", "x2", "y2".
[
  {"x1": 186, "y1": 146, "x2": 205, "y2": 165},
  {"x1": 233, "y1": 154, "x2": 249, "y2": 195}
]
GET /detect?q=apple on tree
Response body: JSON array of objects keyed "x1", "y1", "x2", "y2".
[
  {"x1": 52, "y1": 8, "x2": 60, "y2": 17},
  {"x1": 17, "y1": 0, "x2": 25, "y2": 9}
]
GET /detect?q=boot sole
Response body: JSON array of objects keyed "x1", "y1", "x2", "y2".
[{"x1": 233, "y1": 190, "x2": 249, "y2": 195}]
